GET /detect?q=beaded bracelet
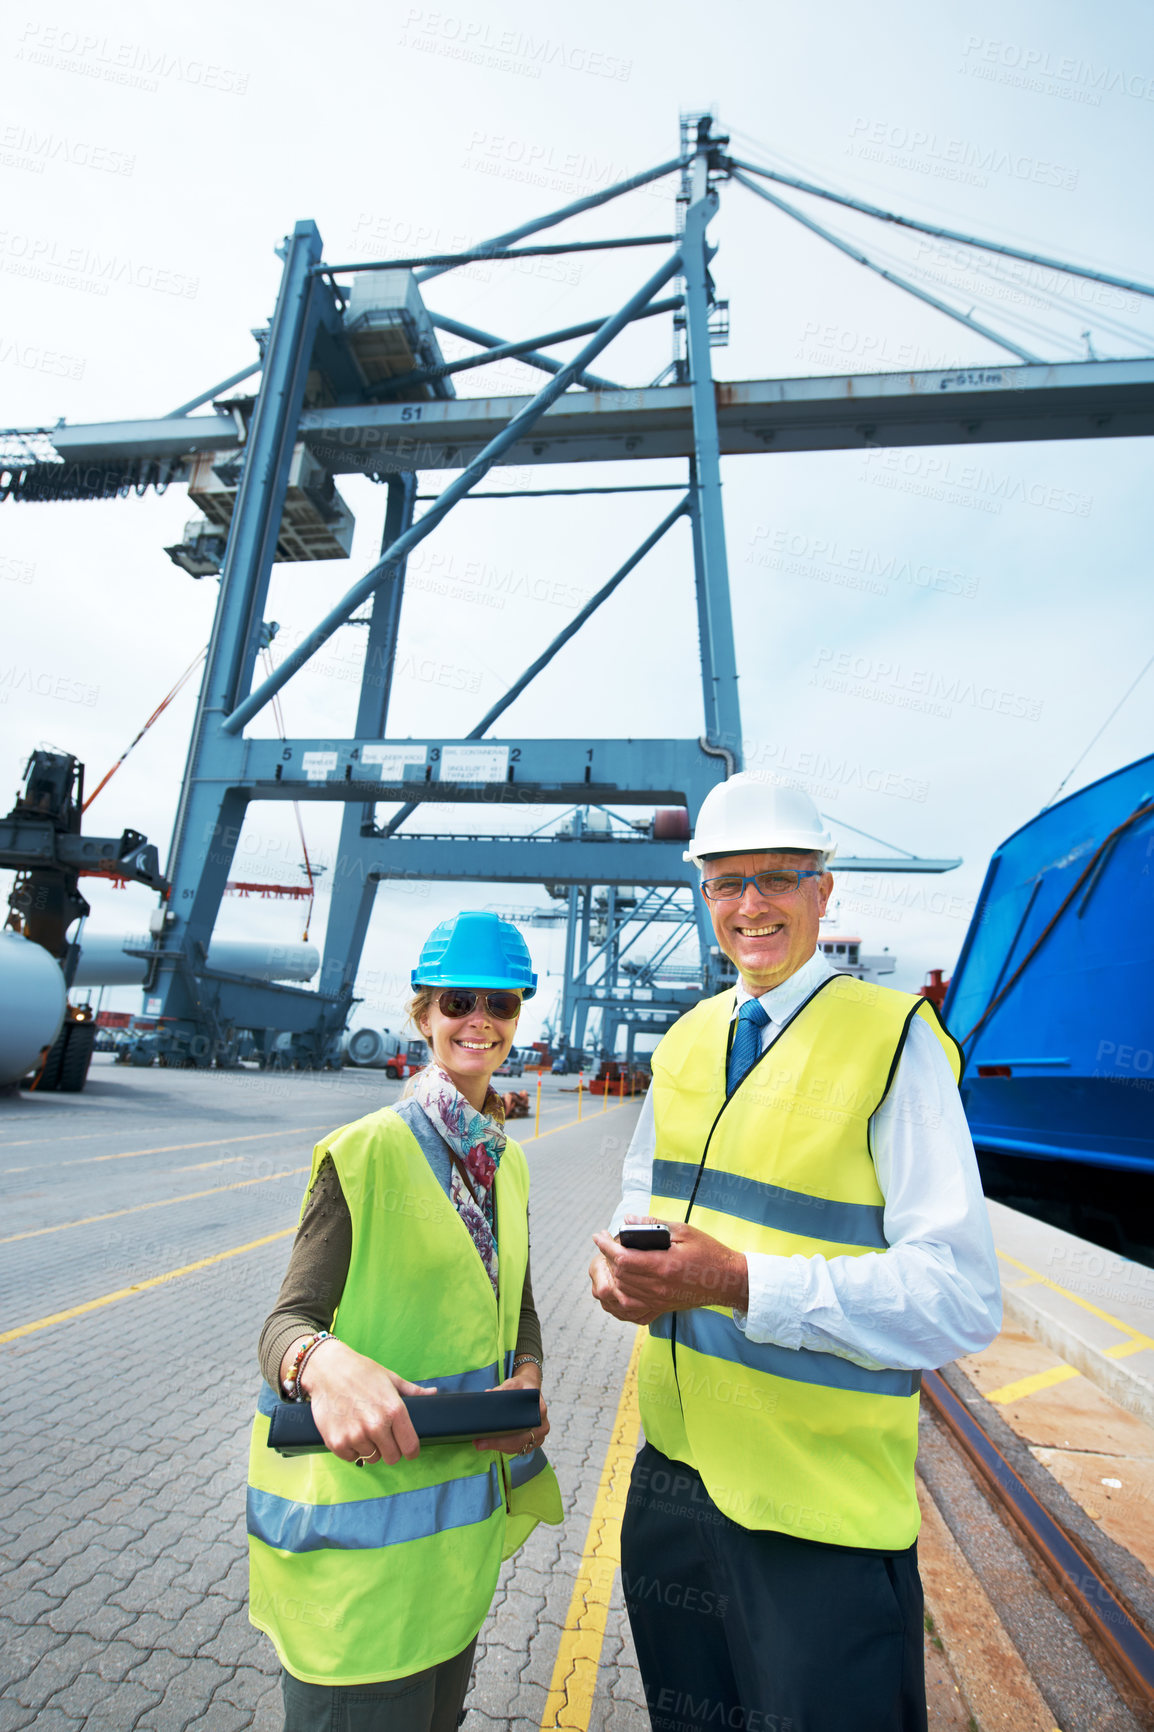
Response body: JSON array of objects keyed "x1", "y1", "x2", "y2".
[
  {"x1": 282, "y1": 1330, "x2": 333, "y2": 1401},
  {"x1": 296, "y1": 1331, "x2": 335, "y2": 1397}
]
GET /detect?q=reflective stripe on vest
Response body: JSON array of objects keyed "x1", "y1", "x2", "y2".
[
  {"x1": 248, "y1": 1463, "x2": 503, "y2": 1554},
  {"x1": 650, "y1": 1158, "x2": 887, "y2": 1249},
  {"x1": 649, "y1": 1311, "x2": 919, "y2": 1399},
  {"x1": 508, "y1": 1447, "x2": 549, "y2": 1490},
  {"x1": 639, "y1": 975, "x2": 960, "y2": 1551}
]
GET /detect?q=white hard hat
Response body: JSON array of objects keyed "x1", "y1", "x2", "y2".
[{"x1": 685, "y1": 775, "x2": 836, "y2": 867}]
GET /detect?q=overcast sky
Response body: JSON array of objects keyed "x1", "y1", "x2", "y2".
[{"x1": 3, "y1": 0, "x2": 1153, "y2": 1043}]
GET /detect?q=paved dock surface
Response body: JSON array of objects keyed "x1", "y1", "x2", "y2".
[{"x1": 7, "y1": 1059, "x2": 1154, "y2": 1730}]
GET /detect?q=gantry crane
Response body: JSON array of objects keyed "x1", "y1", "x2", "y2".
[{"x1": 5, "y1": 114, "x2": 1154, "y2": 1064}]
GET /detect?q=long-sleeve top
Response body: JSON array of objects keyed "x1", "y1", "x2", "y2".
[
  {"x1": 259, "y1": 1097, "x2": 543, "y2": 1389},
  {"x1": 609, "y1": 951, "x2": 1001, "y2": 1372}
]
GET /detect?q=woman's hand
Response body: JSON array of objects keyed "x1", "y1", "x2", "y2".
[
  {"x1": 474, "y1": 1366, "x2": 549, "y2": 1455},
  {"x1": 295, "y1": 1337, "x2": 436, "y2": 1466}
]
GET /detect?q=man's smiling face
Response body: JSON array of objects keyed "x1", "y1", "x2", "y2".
[{"x1": 703, "y1": 849, "x2": 834, "y2": 994}]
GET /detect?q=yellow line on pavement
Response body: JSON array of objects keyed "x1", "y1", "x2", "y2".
[
  {"x1": 524, "y1": 1097, "x2": 637, "y2": 1145},
  {"x1": 0, "y1": 1229, "x2": 296, "y2": 1345},
  {"x1": 10, "y1": 1096, "x2": 635, "y2": 1171},
  {"x1": 1105, "y1": 1338, "x2": 1154, "y2": 1360},
  {"x1": 1, "y1": 1101, "x2": 644, "y2": 1344},
  {"x1": 0, "y1": 1167, "x2": 311, "y2": 1244},
  {"x1": 986, "y1": 1362, "x2": 1081, "y2": 1405},
  {"x1": 997, "y1": 1250, "x2": 1154, "y2": 1350},
  {"x1": 1, "y1": 1129, "x2": 134, "y2": 1152},
  {"x1": 62, "y1": 1124, "x2": 333, "y2": 1166},
  {"x1": 540, "y1": 1330, "x2": 642, "y2": 1731}
]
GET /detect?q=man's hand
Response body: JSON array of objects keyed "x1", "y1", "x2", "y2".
[
  {"x1": 589, "y1": 1216, "x2": 749, "y2": 1323},
  {"x1": 588, "y1": 1246, "x2": 666, "y2": 1326}
]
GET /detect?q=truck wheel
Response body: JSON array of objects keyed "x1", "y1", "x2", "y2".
[
  {"x1": 32, "y1": 1025, "x2": 69, "y2": 1092},
  {"x1": 59, "y1": 1021, "x2": 97, "y2": 1092}
]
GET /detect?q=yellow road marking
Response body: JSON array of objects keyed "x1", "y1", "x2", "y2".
[
  {"x1": 5, "y1": 1092, "x2": 633, "y2": 1170},
  {"x1": 179, "y1": 1156, "x2": 248, "y2": 1171},
  {"x1": 525, "y1": 1097, "x2": 636, "y2": 1145},
  {"x1": 1105, "y1": 1338, "x2": 1154, "y2": 1360},
  {"x1": 0, "y1": 1106, "x2": 642, "y2": 1344},
  {"x1": 0, "y1": 1167, "x2": 311, "y2": 1244},
  {"x1": 1, "y1": 1129, "x2": 136, "y2": 1152},
  {"x1": 62, "y1": 1124, "x2": 334, "y2": 1166},
  {"x1": 0, "y1": 1229, "x2": 296, "y2": 1344},
  {"x1": 540, "y1": 1330, "x2": 642, "y2": 1730},
  {"x1": 986, "y1": 1363, "x2": 1081, "y2": 1405},
  {"x1": 997, "y1": 1250, "x2": 1154, "y2": 1351}
]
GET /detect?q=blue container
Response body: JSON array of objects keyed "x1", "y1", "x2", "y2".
[{"x1": 943, "y1": 754, "x2": 1154, "y2": 1174}]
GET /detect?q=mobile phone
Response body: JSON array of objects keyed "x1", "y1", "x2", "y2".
[{"x1": 617, "y1": 1225, "x2": 671, "y2": 1251}]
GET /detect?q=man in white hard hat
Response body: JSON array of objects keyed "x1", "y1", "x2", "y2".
[{"x1": 589, "y1": 774, "x2": 1000, "y2": 1732}]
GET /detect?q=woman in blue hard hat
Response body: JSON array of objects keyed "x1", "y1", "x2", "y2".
[{"x1": 248, "y1": 911, "x2": 562, "y2": 1732}]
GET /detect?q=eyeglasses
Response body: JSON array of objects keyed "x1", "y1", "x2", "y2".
[
  {"x1": 436, "y1": 989, "x2": 522, "y2": 1021},
  {"x1": 700, "y1": 869, "x2": 824, "y2": 902}
]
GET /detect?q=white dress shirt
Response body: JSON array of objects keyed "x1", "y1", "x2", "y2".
[{"x1": 609, "y1": 951, "x2": 1002, "y2": 1371}]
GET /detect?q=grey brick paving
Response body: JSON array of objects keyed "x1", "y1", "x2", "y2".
[
  {"x1": 180, "y1": 1703, "x2": 253, "y2": 1732},
  {"x1": 12, "y1": 1707, "x2": 84, "y2": 1731},
  {"x1": 0, "y1": 1620, "x2": 68, "y2": 1688},
  {"x1": 2, "y1": 1065, "x2": 649, "y2": 1729},
  {"x1": 121, "y1": 1650, "x2": 193, "y2": 1695},
  {"x1": 0, "y1": 1702, "x2": 40, "y2": 1731},
  {"x1": 42, "y1": 1669, "x2": 122, "y2": 1720}
]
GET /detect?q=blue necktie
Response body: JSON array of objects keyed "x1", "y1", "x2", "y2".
[{"x1": 727, "y1": 997, "x2": 770, "y2": 1096}]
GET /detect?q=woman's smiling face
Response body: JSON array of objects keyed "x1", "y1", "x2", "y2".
[{"x1": 418, "y1": 990, "x2": 521, "y2": 1106}]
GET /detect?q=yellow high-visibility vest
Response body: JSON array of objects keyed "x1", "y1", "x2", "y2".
[
  {"x1": 639, "y1": 973, "x2": 962, "y2": 1551},
  {"x1": 248, "y1": 1108, "x2": 562, "y2": 1684}
]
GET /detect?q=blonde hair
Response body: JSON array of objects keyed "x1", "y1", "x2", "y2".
[{"x1": 406, "y1": 985, "x2": 438, "y2": 1034}]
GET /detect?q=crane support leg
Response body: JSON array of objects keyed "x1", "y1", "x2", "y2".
[
  {"x1": 683, "y1": 132, "x2": 743, "y2": 766},
  {"x1": 320, "y1": 472, "x2": 418, "y2": 1003},
  {"x1": 149, "y1": 222, "x2": 343, "y2": 1060}
]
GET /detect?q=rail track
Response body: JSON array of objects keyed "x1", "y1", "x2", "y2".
[{"x1": 923, "y1": 1365, "x2": 1154, "y2": 1730}]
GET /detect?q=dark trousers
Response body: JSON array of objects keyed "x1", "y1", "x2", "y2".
[
  {"x1": 281, "y1": 1637, "x2": 476, "y2": 1732},
  {"x1": 621, "y1": 1445, "x2": 927, "y2": 1732}
]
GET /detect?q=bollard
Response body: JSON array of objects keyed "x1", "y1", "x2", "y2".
[
  {"x1": 601, "y1": 1069, "x2": 609, "y2": 1112},
  {"x1": 535, "y1": 1071, "x2": 542, "y2": 1137},
  {"x1": 578, "y1": 1071, "x2": 583, "y2": 1119}
]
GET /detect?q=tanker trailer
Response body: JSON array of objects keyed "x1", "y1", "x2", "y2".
[{"x1": 0, "y1": 750, "x2": 167, "y2": 1091}]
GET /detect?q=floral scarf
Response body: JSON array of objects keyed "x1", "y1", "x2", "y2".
[{"x1": 406, "y1": 1063, "x2": 507, "y2": 1296}]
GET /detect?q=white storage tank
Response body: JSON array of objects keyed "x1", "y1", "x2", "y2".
[
  {"x1": 342, "y1": 1027, "x2": 401, "y2": 1069},
  {"x1": 73, "y1": 935, "x2": 320, "y2": 986},
  {"x1": 0, "y1": 932, "x2": 66, "y2": 1086}
]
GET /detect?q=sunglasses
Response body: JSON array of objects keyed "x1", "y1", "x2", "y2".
[{"x1": 436, "y1": 989, "x2": 522, "y2": 1021}]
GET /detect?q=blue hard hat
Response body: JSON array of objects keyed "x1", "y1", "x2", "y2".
[{"x1": 412, "y1": 911, "x2": 537, "y2": 999}]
